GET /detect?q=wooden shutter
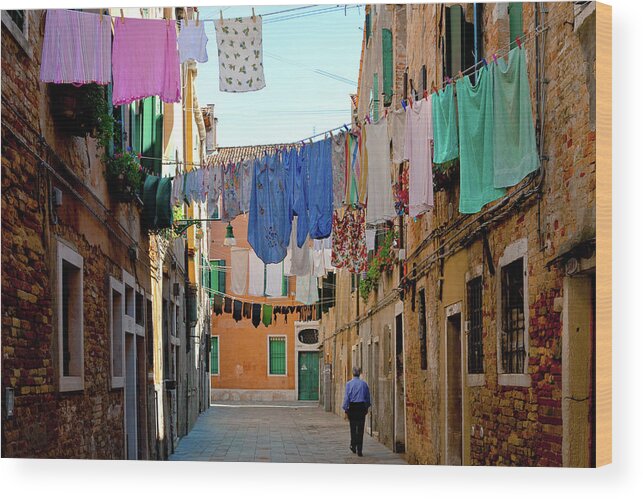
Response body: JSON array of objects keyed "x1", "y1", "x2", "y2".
[
  {"x1": 210, "y1": 337, "x2": 219, "y2": 375},
  {"x1": 269, "y1": 337, "x2": 286, "y2": 375},
  {"x1": 382, "y1": 28, "x2": 393, "y2": 107},
  {"x1": 509, "y1": 3, "x2": 524, "y2": 49},
  {"x1": 373, "y1": 73, "x2": 379, "y2": 122}
]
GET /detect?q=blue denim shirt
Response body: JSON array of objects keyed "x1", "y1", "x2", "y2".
[{"x1": 342, "y1": 376, "x2": 371, "y2": 412}]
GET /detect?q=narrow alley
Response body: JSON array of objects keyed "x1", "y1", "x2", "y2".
[{"x1": 169, "y1": 402, "x2": 406, "y2": 464}]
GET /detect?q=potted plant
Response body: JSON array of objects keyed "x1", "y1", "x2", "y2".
[{"x1": 359, "y1": 229, "x2": 399, "y2": 300}]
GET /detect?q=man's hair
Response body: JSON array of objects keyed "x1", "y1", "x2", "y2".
[{"x1": 352, "y1": 367, "x2": 361, "y2": 377}]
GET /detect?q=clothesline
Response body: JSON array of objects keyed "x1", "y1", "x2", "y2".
[{"x1": 205, "y1": 285, "x2": 337, "y2": 307}]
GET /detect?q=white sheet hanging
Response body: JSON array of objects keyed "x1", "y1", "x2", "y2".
[
  {"x1": 230, "y1": 247, "x2": 249, "y2": 295},
  {"x1": 248, "y1": 249, "x2": 265, "y2": 296}
]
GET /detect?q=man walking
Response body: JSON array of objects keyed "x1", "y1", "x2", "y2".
[{"x1": 342, "y1": 367, "x2": 371, "y2": 457}]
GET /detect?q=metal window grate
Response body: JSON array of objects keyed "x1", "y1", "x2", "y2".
[
  {"x1": 269, "y1": 337, "x2": 286, "y2": 375},
  {"x1": 501, "y1": 259, "x2": 526, "y2": 373},
  {"x1": 467, "y1": 277, "x2": 484, "y2": 374},
  {"x1": 418, "y1": 289, "x2": 427, "y2": 371}
]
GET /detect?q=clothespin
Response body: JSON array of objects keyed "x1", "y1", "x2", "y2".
[
  {"x1": 492, "y1": 53, "x2": 498, "y2": 64},
  {"x1": 422, "y1": 89, "x2": 428, "y2": 100},
  {"x1": 516, "y1": 36, "x2": 522, "y2": 49},
  {"x1": 329, "y1": 129, "x2": 334, "y2": 138},
  {"x1": 446, "y1": 76, "x2": 452, "y2": 84},
  {"x1": 343, "y1": 124, "x2": 349, "y2": 132},
  {"x1": 252, "y1": 8, "x2": 256, "y2": 22},
  {"x1": 458, "y1": 70, "x2": 464, "y2": 80},
  {"x1": 308, "y1": 138, "x2": 313, "y2": 145},
  {"x1": 481, "y1": 58, "x2": 488, "y2": 67},
  {"x1": 120, "y1": 9, "x2": 124, "y2": 24},
  {"x1": 401, "y1": 99, "x2": 407, "y2": 111},
  {"x1": 431, "y1": 81, "x2": 438, "y2": 94}
]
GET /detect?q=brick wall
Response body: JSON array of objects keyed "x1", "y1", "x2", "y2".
[{"x1": 2, "y1": 10, "x2": 152, "y2": 458}]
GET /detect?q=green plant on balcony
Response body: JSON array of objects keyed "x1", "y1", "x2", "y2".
[
  {"x1": 94, "y1": 98, "x2": 145, "y2": 202},
  {"x1": 432, "y1": 158, "x2": 460, "y2": 192},
  {"x1": 359, "y1": 229, "x2": 399, "y2": 301}
]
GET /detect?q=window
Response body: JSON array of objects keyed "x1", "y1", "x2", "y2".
[
  {"x1": 467, "y1": 277, "x2": 484, "y2": 374},
  {"x1": 57, "y1": 241, "x2": 84, "y2": 391},
  {"x1": 509, "y1": 3, "x2": 524, "y2": 49},
  {"x1": 298, "y1": 329, "x2": 319, "y2": 345},
  {"x1": 135, "y1": 291, "x2": 145, "y2": 327},
  {"x1": 444, "y1": 4, "x2": 483, "y2": 80},
  {"x1": 365, "y1": 11, "x2": 372, "y2": 44},
  {"x1": 320, "y1": 272, "x2": 336, "y2": 314},
  {"x1": 268, "y1": 336, "x2": 286, "y2": 375},
  {"x1": 210, "y1": 337, "x2": 219, "y2": 375},
  {"x1": 418, "y1": 288, "x2": 428, "y2": 370},
  {"x1": 501, "y1": 259, "x2": 526, "y2": 374},
  {"x1": 2, "y1": 10, "x2": 31, "y2": 57},
  {"x1": 382, "y1": 28, "x2": 393, "y2": 107},
  {"x1": 110, "y1": 278, "x2": 125, "y2": 388}
]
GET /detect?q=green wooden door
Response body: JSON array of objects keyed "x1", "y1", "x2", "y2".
[{"x1": 298, "y1": 351, "x2": 320, "y2": 401}]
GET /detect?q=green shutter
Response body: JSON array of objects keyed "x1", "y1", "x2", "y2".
[
  {"x1": 210, "y1": 337, "x2": 219, "y2": 375},
  {"x1": 373, "y1": 73, "x2": 379, "y2": 121},
  {"x1": 269, "y1": 337, "x2": 286, "y2": 375},
  {"x1": 365, "y1": 13, "x2": 371, "y2": 44},
  {"x1": 509, "y1": 3, "x2": 523, "y2": 49},
  {"x1": 210, "y1": 259, "x2": 226, "y2": 296},
  {"x1": 218, "y1": 259, "x2": 226, "y2": 294},
  {"x1": 382, "y1": 28, "x2": 393, "y2": 107}
]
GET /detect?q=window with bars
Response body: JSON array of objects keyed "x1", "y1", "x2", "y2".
[
  {"x1": 418, "y1": 288, "x2": 428, "y2": 370},
  {"x1": 467, "y1": 277, "x2": 484, "y2": 374},
  {"x1": 268, "y1": 337, "x2": 286, "y2": 375},
  {"x1": 500, "y1": 259, "x2": 526, "y2": 373},
  {"x1": 210, "y1": 337, "x2": 219, "y2": 375}
]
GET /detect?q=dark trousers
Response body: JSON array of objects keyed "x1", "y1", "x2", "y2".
[{"x1": 347, "y1": 402, "x2": 368, "y2": 452}]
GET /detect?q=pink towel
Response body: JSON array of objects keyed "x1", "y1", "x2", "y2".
[
  {"x1": 40, "y1": 9, "x2": 112, "y2": 85},
  {"x1": 112, "y1": 17, "x2": 181, "y2": 106}
]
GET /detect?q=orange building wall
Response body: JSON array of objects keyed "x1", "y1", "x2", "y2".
[{"x1": 209, "y1": 215, "x2": 299, "y2": 398}]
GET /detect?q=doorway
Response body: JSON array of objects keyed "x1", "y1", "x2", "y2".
[
  {"x1": 563, "y1": 272, "x2": 596, "y2": 467},
  {"x1": 125, "y1": 333, "x2": 137, "y2": 459},
  {"x1": 446, "y1": 309, "x2": 463, "y2": 465},
  {"x1": 394, "y1": 311, "x2": 406, "y2": 453},
  {"x1": 298, "y1": 351, "x2": 320, "y2": 400}
]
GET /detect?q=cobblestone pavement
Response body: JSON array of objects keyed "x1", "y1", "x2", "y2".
[{"x1": 169, "y1": 402, "x2": 407, "y2": 464}]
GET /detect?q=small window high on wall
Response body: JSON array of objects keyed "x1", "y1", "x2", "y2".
[{"x1": 57, "y1": 241, "x2": 84, "y2": 392}]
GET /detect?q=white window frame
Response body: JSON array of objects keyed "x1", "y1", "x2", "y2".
[
  {"x1": 267, "y1": 335, "x2": 288, "y2": 377},
  {"x1": 210, "y1": 336, "x2": 220, "y2": 376},
  {"x1": 122, "y1": 269, "x2": 136, "y2": 335},
  {"x1": 109, "y1": 277, "x2": 125, "y2": 389},
  {"x1": 2, "y1": 10, "x2": 32, "y2": 58},
  {"x1": 57, "y1": 240, "x2": 84, "y2": 392},
  {"x1": 465, "y1": 265, "x2": 485, "y2": 387},
  {"x1": 496, "y1": 238, "x2": 531, "y2": 387}
]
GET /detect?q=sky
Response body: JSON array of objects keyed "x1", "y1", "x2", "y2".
[{"x1": 194, "y1": 4, "x2": 365, "y2": 147}]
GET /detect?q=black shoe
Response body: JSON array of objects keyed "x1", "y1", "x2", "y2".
[
  {"x1": 357, "y1": 450, "x2": 363, "y2": 457},
  {"x1": 350, "y1": 446, "x2": 356, "y2": 454}
]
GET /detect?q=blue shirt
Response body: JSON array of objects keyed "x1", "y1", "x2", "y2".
[{"x1": 342, "y1": 376, "x2": 371, "y2": 412}]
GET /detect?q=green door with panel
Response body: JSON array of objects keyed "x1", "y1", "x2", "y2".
[{"x1": 298, "y1": 351, "x2": 320, "y2": 401}]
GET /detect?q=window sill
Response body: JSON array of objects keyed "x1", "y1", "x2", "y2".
[
  {"x1": 59, "y1": 376, "x2": 84, "y2": 392},
  {"x1": 111, "y1": 376, "x2": 125, "y2": 389},
  {"x1": 467, "y1": 373, "x2": 485, "y2": 387},
  {"x1": 498, "y1": 373, "x2": 531, "y2": 387}
]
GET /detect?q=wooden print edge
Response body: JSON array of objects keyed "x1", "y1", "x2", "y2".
[{"x1": 595, "y1": 1, "x2": 612, "y2": 468}]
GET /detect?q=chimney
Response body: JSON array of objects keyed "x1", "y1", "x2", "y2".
[{"x1": 204, "y1": 104, "x2": 217, "y2": 153}]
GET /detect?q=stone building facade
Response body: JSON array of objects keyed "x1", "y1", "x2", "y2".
[
  {"x1": 1, "y1": 7, "x2": 210, "y2": 459},
  {"x1": 319, "y1": 2, "x2": 598, "y2": 467}
]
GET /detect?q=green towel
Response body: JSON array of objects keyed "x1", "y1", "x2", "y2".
[
  {"x1": 142, "y1": 175, "x2": 159, "y2": 229},
  {"x1": 262, "y1": 304, "x2": 273, "y2": 327},
  {"x1": 155, "y1": 177, "x2": 173, "y2": 229},
  {"x1": 492, "y1": 47, "x2": 540, "y2": 187},
  {"x1": 432, "y1": 84, "x2": 459, "y2": 164},
  {"x1": 456, "y1": 67, "x2": 505, "y2": 214}
]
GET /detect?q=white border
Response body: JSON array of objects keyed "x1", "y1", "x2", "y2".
[
  {"x1": 496, "y1": 238, "x2": 531, "y2": 387},
  {"x1": 443, "y1": 301, "x2": 464, "y2": 465},
  {"x1": 267, "y1": 335, "x2": 288, "y2": 376},
  {"x1": 56, "y1": 240, "x2": 84, "y2": 392},
  {"x1": 109, "y1": 276, "x2": 125, "y2": 389}
]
